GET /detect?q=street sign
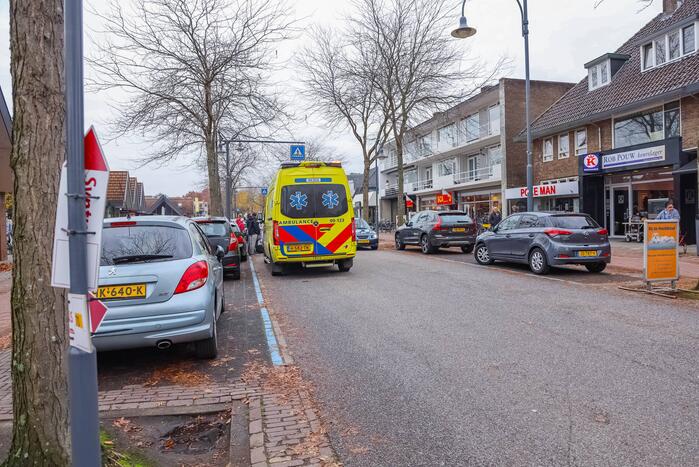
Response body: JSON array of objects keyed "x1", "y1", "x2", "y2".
[
  {"x1": 644, "y1": 220, "x2": 679, "y2": 284},
  {"x1": 51, "y1": 127, "x2": 109, "y2": 292},
  {"x1": 290, "y1": 144, "x2": 305, "y2": 161},
  {"x1": 88, "y1": 293, "x2": 108, "y2": 333},
  {"x1": 261, "y1": 187, "x2": 268, "y2": 196}
]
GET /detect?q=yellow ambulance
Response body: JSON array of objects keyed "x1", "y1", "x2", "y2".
[{"x1": 263, "y1": 161, "x2": 356, "y2": 275}]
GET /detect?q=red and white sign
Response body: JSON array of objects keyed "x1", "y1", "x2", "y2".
[
  {"x1": 505, "y1": 180, "x2": 579, "y2": 200},
  {"x1": 89, "y1": 293, "x2": 108, "y2": 333},
  {"x1": 51, "y1": 127, "x2": 110, "y2": 291},
  {"x1": 405, "y1": 195, "x2": 414, "y2": 208},
  {"x1": 436, "y1": 192, "x2": 454, "y2": 205}
]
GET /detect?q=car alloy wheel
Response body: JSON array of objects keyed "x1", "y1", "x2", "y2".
[
  {"x1": 420, "y1": 236, "x2": 431, "y2": 254},
  {"x1": 475, "y1": 244, "x2": 492, "y2": 265},
  {"x1": 395, "y1": 236, "x2": 405, "y2": 250},
  {"x1": 529, "y1": 248, "x2": 549, "y2": 275}
]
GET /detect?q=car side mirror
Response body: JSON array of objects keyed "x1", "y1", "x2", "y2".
[
  {"x1": 406, "y1": 222, "x2": 413, "y2": 227},
  {"x1": 215, "y1": 245, "x2": 225, "y2": 262}
]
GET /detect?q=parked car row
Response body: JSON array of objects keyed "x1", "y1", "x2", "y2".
[
  {"x1": 94, "y1": 214, "x2": 247, "y2": 360},
  {"x1": 394, "y1": 210, "x2": 611, "y2": 275}
]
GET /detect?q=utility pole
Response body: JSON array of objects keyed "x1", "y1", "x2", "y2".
[{"x1": 65, "y1": 0, "x2": 101, "y2": 464}]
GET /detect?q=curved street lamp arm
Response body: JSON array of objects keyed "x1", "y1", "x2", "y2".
[{"x1": 460, "y1": 0, "x2": 466, "y2": 17}]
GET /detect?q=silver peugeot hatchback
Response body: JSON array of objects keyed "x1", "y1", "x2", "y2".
[{"x1": 93, "y1": 216, "x2": 225, "y2": 358}]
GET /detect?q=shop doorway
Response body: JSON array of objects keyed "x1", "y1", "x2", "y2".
[{"x1": 611, "y1": 186, "x2": 629, "y2": 237}]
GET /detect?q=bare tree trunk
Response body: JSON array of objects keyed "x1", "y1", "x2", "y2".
[
  {"x1": 6, "y1": 0, "x2": 70, "y2": 464},
  {"x1": 206, "y1": 137, "x2": 223, "y2": 216},
  {"x1": 362, "y1": 157, "x2": 371, "y2": 222}
]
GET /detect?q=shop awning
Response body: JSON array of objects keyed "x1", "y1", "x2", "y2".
[{"x1": 673, "y1": 160, "x2": 697, "y2": 175}]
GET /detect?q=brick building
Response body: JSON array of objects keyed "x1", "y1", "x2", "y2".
[
  {"x1": 378, "y1": 78, "x2": 574, "y2": 223},
  {"x1": 524, "y1": 0, "x2": 699, "y2": 244},
  {"x1": 0, "y1": 87, "x2": 11, "y2": 261}
]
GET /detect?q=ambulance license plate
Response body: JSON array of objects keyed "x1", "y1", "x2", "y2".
[
  {"x1": 287, "y1": 243, "x2": 313, "y2": 254},
  {"x1": 578, "y1": 250, "x2": 597, "y2": 257},
  {"x1": 96, "y1": 284, "x2": 146, "y2": 300}
]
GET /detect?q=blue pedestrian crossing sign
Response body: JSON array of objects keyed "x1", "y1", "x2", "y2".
[
  {"x1": 261, "y1": 187, "x2": 268, "y2": 196},
  {"x1": 290, "y1": 144, "x2": 305, "y2": 161}
]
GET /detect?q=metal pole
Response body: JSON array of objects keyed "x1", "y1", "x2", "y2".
[
  {"x1": 375, "y1": 158, "x2": 380, "y2": 243},
  {"x1": 522, "y1": 0, "x2": 534, "y2": 212},
  {"x1": 225, "y1": 142, "x2": 231, "y2": 219},
  {"x1": 65, "y1": 0, "x2": 101, "y2": 464}
]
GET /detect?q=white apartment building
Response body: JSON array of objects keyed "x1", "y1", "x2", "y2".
[{"x1": 378, "y1": 78, "x2": 575, "y2": 225}]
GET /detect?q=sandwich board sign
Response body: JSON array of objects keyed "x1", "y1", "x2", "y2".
[
  {"x1": 51, "y1": 127, "x2": 109, "y2": 292},
  {"x1": 290, "y1": 144, "x2": 305, "y2": 161},
  {"x1": 643, "y1": 219, "x2": 679, "y2": 286}
]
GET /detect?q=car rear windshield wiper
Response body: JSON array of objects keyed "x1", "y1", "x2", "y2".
[
  {"x1": 580, "y1": 225, "x2": 596, "y2": 229},
  {"x1": 111, "y1": 254, "x2": 173, "y2": 264}
]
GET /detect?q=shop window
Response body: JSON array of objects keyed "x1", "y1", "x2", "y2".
[
  {"x1": 665, "y1": 101, "x2": 680, "y2": 138},
  {"x1": 575, "y1": 129, "x2": 587, "y2": 156},
  {"x1": 558, "y1": 134, "x2": 569, "y2": 159},
  {"x1": 543, "y1": 138, "x2": 554, "y2": 162}
]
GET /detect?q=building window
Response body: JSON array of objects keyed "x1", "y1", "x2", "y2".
[
  {"x1": 465, "y1": 114, "x2": 479, "y2": 142},
  {"x1": 643, "y1": 22, "x2": 697, "y2": 71},
  {"x1": 664, "y1": 101, "x2": 681, "y2": 138},
  {"x1": 684, "y1": 23, "x2": 696, "y2": 54},
  {"x1": 575, "y1": 129, "x2": 587, "y2": 156},
  {"x1": 588, "y1": 60, "x2": 610, "y2": 91},
  {"x1": 437, "y1": 159, "x2": 456, "y2": 177},
  {"x1": 487, "y1": 145, "x2": 502, "y2": 166},
  {"x1": 558, "y1": 134, "x2": 570, "y2": 159},
  {"x1": 488, "y1": 105, "x2": 500, "y2": 136},
  {"x1": 438, "y1": 124, "x2": 456, "y2": 148},
  {"x1": 543, "y1": 138, "x2": 554, "y2": 162},
  {"x1": 613, "y1": 101, "x2": 679, "y2": 148}
]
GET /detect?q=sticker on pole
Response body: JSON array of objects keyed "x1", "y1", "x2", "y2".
[
  {"x1": 51, "y1": 127, "x2": 110, "y2": 291},
  {"x1": 88, "y1": 293, "x2": 108, "y2": 333},
  {"x1": 68, "y1": 293, "x2": 92, "y2": 352}
]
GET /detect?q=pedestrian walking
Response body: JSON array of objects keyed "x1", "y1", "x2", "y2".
[
  {"x1": 246, "y1": 212, "x2": 260, "y2": 255},
  {"x1": 656, "y1": 199, "x2": 680, "y2": 220},
  {"x1": 488, "y1": 207, "x2": 502, "y2": 227}
]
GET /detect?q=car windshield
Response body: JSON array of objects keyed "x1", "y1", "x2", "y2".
[
  {"x1": 101, "y1": 225, "x2": 192, "y2": 265},
  {"x1": 356, "y1": 218, "x2": 370, "y2": 229},
  {"x1": 438, "y1": 213, "x2": 472, "y2": 223},
  {"x1": 549, "y1": 215, "x2": 599, "y2": 229},
  {"x1": 196, "y1": 221, "x2": 228, "y2": 237}
]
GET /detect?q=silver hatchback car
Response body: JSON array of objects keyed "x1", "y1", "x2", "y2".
[
  {"x1": 93, "y1": 216, "x2": 225, "y2": 358},
  {"x1": 474, "y1": 212, "x2": 611, "y2": 275}
]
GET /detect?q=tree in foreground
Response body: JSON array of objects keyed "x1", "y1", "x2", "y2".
[
  {"x1": 90, "y1": 0, "x2": 293, "y2": 215},
  {"x1": 355, "y1": 0, "x2": 506, "y2": 224},
  {"x1": 6, "y1": 0, "x2": 70, "y2": 464},
  {"x1": 298, "y1": 27, "x2": 390, "y2": 222}
]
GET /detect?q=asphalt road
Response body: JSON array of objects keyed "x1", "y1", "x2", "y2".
[{"x1": 256, "y1": 249, "x2": 699, "y2": 466}]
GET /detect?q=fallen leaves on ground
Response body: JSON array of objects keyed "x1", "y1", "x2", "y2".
[
  {"x1": 0, "y1": 263, "x2": 12, "y2": 272},
  {"x1": 112, "y1": 417, "x2": 142, "y2": 433},
  {"x1": 143, "y1": 363, "x2": 213, "y2": 387},
  {"x1": 0, "y1": 334, "x2": 11, "y2": 350}
]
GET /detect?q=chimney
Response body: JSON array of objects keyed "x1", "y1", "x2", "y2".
[{"x1": 663, "y1": 0, "x2": 679, "y2": 14}]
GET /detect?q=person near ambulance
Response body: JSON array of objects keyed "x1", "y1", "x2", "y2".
[{"x1": 246, "y1": 212, "x2": 260, "y2": 255}]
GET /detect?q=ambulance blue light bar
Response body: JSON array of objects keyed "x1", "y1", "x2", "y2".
[{"x1": 280, "y1": 161, "x2": 343, "y2": 169}]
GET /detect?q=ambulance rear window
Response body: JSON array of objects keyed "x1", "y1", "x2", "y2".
[{"x1": 281, "y1": 184, "x2": 348, "y2": 219}]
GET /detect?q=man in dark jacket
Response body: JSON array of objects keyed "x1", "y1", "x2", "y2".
[
  {"x1": 488, "y1": 207, "x2": 502, "y2": 227},
  {"x1": 246, "y1": 213, "x2": 261, "y2": 255}
]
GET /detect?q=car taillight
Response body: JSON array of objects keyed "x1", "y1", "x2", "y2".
[
  {"x1": 110, "y1": 221, "x2": 137, "y2": 227},
  {"x1": 228, "y1": 233, "x2": 238, "y2": 252},
  {"x1": 174, "y1": 261, "x2": 208, "y2": 294},
  {"x1": 351, "y1": 218, "x2": 357, "y2": 241},
  {"x1": 544, "y1": 228, "x2": 573, "y2": 237},
  {"x1": 597, "y1": 228, "x2": 608, "y2": 236},
  {"x1": 237, "y1": 234, "x2": 244, "y2": 244},
  {"x1": 273, "y1": 220, "x2": 280, "y2": 246},
  {"x1": 432, "y1": 217, "x2": 443, "y2": 231}
]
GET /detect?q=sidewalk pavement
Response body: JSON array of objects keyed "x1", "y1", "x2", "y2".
[
  {"x1": 0, "y1": 271, "x2": 10, "y2": 343},
  {"x1": 609, "y1": 240, "x2": 699, "y2": 279}
]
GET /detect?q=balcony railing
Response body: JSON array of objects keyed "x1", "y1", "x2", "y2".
[{"x1": 453, "y1": 164, "x2": 500, "y2": 185}]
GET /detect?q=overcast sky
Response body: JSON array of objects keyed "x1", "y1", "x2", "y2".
[{"x1": 0, "y1": 0, "x2": 659, "y2": 196}]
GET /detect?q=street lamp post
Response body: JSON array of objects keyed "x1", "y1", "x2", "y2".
[
  {"x1": 375, "y1": 148, "x2": 388, "y2": 244},
  {"x1": 453, "y1": 0, "x2": 534, "y2": 212}
]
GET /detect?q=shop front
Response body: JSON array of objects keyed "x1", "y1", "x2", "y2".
[
  {"x1": 505, "y1": 180, "x2": 579, "y2": 214},
  {"x1": 457, "y1": 189, "x2": 501, "y2": 225},
  {"x1": 579, "y1": 137, "x2": 696, "y2": 243}
]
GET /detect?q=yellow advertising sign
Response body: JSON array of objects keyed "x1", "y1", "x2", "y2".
[{"x1": 644, "y1": 220, "x2": 679, "y2": 282}]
